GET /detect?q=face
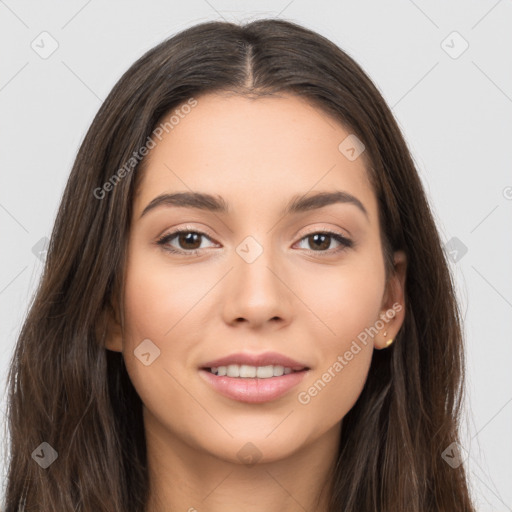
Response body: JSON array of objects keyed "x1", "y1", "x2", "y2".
[{"x1": 106, "y1": 92, "x2": 406, "y2": 464}]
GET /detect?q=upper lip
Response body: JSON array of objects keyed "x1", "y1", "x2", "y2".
[{"x1": 200, "y1": 351, "x2": 310, "y2": 371}]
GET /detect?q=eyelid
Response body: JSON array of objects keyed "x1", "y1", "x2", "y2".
[
  {"x1": 156, "y1": 224, "x2": 217, "y2": 242},
  {"x1": 297, "y1": 225, "x2": 351, "y2": 240}
]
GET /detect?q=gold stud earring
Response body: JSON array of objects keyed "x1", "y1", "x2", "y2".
[{"x1": 385, "y1": 338, "x2": 394, "y2": 347}]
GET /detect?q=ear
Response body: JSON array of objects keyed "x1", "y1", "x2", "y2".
[
  {"x1": 374, "y1": 250, "x2": 407, "y2": 350},
  {"x1": 98, "y1": 295, "x2": 123, "y2": 353}
]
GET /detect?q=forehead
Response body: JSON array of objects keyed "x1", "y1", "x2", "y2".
[{"x1": 133, "y1": 93, "x2": 377, "y2": 223}]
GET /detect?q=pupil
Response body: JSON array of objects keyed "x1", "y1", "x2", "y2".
[
  {"x1": 311, "y1": 234, "x2": 329, "y2": 250},
  {"x1": 180, "y1": 232, "x2": 200, "y2": 249}
]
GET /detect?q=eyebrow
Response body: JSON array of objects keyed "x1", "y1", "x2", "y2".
[{"x1": 139, "y1": 190, "x2": 369, "y2": 220}]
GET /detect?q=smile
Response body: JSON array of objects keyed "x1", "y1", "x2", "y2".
[{"x1": 199, "y1": 367, "x2": 309, "y2": 403}]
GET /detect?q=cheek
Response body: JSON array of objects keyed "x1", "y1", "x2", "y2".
[
  {"x1": 119, "y1": 247, "x2": 205, "y2": 415},
  {"x1": 294, "y1": 247, "x2": 386, "y2": 352},
  {"x1": 122, "y1": 247, "x2": 207, "y2": 344},
  {"x1": 292, "y1": 248, "x2": 385, "y2": 422}
]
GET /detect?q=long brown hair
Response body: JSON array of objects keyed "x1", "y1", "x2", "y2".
[{"x1": 2, "y1": 19, "x2": 475, "y2": 511}]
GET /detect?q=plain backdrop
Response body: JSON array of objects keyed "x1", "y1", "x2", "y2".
[{"x1": 1, "y1": 1, "x2": 511, "y2": 510}]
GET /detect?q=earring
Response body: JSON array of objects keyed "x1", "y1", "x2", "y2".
[{"x1": 382, "y1": 330, "x2": 394, "y2": 347}]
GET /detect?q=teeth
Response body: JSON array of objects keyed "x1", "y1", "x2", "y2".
[{"x1": 209, "y1": 364, "x2": 296, "y2": 378}]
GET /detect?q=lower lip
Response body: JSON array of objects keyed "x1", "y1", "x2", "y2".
[{"x1": 199, "y1": 369, "x2": 309, "y2": 404}]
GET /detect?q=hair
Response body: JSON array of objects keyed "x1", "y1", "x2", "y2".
[{"x1": 2, "y1": 18, "x2": 475, "y2": 511}]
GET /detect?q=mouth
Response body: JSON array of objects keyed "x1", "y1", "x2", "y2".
[
  {"x1": 202, "y1": 364, "x2": 309, "y2": 378},
  {"x1": 198, "y1": 365, "x2": 310, "y2": 404}
]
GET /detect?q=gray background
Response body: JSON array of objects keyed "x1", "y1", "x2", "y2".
[{"x1": 1, "y1": 1, "x2": 511, "y2": 509}]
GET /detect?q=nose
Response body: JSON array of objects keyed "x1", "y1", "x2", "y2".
[{"x1": 222, "y1": 238, "x2": 292, "y2": 330}]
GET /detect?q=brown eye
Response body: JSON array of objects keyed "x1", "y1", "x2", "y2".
[
  {"x1": 156, "y1": 229, "x2": 353, "y2": 257},
  {"x1": 296, "y1": 231, "x2": 353, "y2": 255},
  {"x1": 156, "y1": 229, "x2": 216, "y2": 254},
  {"x1": 176, "y1": 232, "x2": 202, "y2": 250},
  {"x1": 307, "y1": 233, "x2": 331, "y2": 251}
]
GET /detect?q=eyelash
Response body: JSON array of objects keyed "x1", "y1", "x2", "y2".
[{"x1": 155, "y1": 228, "x2": 354, "y2": 257}]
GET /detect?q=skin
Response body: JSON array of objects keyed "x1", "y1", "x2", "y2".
[{"x1": 105, "y1": 92, "x2": 407, "y2": 512}]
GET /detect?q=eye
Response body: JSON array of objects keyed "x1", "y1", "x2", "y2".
[
  {"x1": 156, "y1": 228, "x2": 353, "y2": 256},
  {"x1": 156, "y1": 228, "x2": 217, "y2": 255},
  {"x1": 294, "y1": 231, "x2": 353, "y2": 255}
]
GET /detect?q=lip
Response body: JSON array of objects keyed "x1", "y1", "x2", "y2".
[
  {"x1": 199, "y1": 368, "x2": 310, "y2": 404},
  {"x1": 200, "y1": 351, "x2": 310, "y2": 372}
]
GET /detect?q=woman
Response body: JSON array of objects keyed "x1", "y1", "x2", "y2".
[{"x1": 2, "y1": 18, "x2": 476, "y2": 511}]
